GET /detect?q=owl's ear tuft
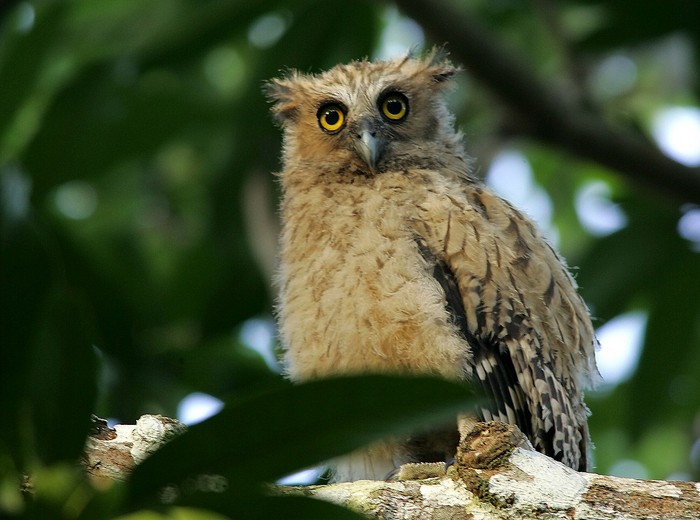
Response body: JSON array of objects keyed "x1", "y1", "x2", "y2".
[
  {"x1": 424, "y1": 46, "x2": 461, "y2": 85},
  {"x1": 264, "y1": 75, "x2": 300, "y2": 124},
  {"x1": 430, "y1": 65, "x2": 459, "y2": 84}
]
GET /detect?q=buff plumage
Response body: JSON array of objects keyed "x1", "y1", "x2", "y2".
[{"x1": 266, "y1": 50, "x2": 598, "y2": 481}]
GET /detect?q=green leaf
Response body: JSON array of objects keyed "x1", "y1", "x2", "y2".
[
  {"x1": 576, "y1": 0, "x2": 700, "y2": 49},
  {"x1": 0, "y1": 217, "x2": 51, "y2": 469},
  {"x1": 575, "y1": 194, "x2": 680, "y2": 320},
  {"x1": 125, "y1": 375, "x2": 478, "y2": 509},
  {"x1": 29, "y1": 285, "x2": 98, "y2": 464},
  {"x1": 1, "y1": 213, "x2": 97, "y2": 468},
  {"x1": 626, "y1": 249, "x2": 700, "y2": 437}
]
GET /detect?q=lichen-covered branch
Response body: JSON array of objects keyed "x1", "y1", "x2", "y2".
[
  {"x1": 82, "y1": 415, "x2": 187, "y2": 485},
  {"x1": 85, "y1": 417, "x2": 700, "y2": 518},
  {"x1": 291, "y1": 449, "x2": 700, "y2": 519},
  {"x1": 289, "y1": 422, "x2": 700, "y2": 519}
]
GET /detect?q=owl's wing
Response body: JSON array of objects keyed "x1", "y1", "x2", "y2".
[
  {"x1": 415, "y1": 189, "x2": 596, "y2": 471},
  {"x1": 416, "y1": 237, "x2": 535, "y2": 438}
]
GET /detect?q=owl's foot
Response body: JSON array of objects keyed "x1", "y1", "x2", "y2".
[
  {"x1": 386, "y1": 461, "x2": 448, "y2": 481},
  {"x1": 458, "y1": 420, "x2": 533, "y2": 470}
]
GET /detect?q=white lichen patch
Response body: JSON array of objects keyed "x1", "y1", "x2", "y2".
[
  {"x1": 586, "y1": 473, "x2": 684, "y2": 498},
  {"x1": 114, "y1": 414, "x2": 186, "y2": 464},
  {"x1": 632, "y1": 480, "x2": 683, "y2": 499},
  {"x1": 420, "y1": 478, "x2": 470, "y2": 507},
  {"x1": 312, "y1": 478, "x2": 401, "y2": 510},
  {"x1": 316, "y1": 479, "x2": 383, "y2": 500},
  {"x1": 489, "y1": 447, "x2": 588, "y2": 509}
]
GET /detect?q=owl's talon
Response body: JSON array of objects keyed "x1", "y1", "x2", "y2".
[{"x1": 389, "y1": 462, "x2": 447, "y2": 481}]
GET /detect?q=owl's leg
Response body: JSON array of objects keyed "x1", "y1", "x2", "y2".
[
  {"x1": 391, "y1": 415, "x2": 530, "y2": 480},
  {"x1": 389, "y1": 415, "x2": 495, "y2": 480},
  {"x1": 457, "y1": 413, "x2": 481, "y2": 441},
  {"x1": 331, "y1": 441, "x2": 405, "y2": 482},
  {"x1": 457, "y1": 415, "x2": 535, "y2": 470},
  {"x1": 389, "y1": 461, "x2": 448, "y2": 481},
  {"x1": 390, "y1": 414, "x2": 479, "y2": 480},
  {"x1": 389, "y1": 421, "x2": 460, "y2": 481}
]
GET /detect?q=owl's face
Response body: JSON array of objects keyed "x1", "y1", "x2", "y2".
[{"x1": 266, "y1": 52, "x2": 461, "y2": 178}]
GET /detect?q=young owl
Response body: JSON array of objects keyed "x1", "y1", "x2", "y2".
[{"x1": 266, "y1": 50, "x2": 599, "y2": 481}]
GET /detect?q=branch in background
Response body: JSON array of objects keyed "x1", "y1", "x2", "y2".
[
  {"x1": 83, "y1": 415, "x2": 187, "y2": 485},
  {"x1": 392, "y1": 0, "x2": 700, "y2": 204}
]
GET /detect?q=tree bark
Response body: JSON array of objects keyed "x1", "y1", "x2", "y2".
[{"x1": 83, "y1": 414, "x2": 187, "y2": 486}]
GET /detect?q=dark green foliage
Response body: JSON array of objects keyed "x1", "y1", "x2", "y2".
[
  {"x1": 123, "y1": 376, "x2": 478, "y2": 516},
  {"x1": 1, "y1": 0, "x2": 699, "y2": 517}
]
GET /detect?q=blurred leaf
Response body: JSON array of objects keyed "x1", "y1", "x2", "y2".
[
  {"x1": 0, "y1": 2, "x2": 69, "y2": 162},
  {"x1": 575, "y1": 194, "x2": 681, "y2": 320},
  {"x1": 575, "y1": 0, "x2": 700, "y2": 49},
  {"x1": 172, "y1": 334, "x2": 278, "y2": 397},
  {"x1": 125, "y1": 375, "x2": 478, "y2": 509},
  {"x1": 628, "y1": 248, "x2": 700, "y2": 435},
  {"x1": 636, "y1": 425, "x2": 689, "y2": 478},
  {"x1": 29, "y1": 285, "x2": 98, "y2": 464},
  {"x1": 0, "y1": 215, "x2": 96, "y2": 470},
  {"x1": 0, "y1": 217, "x2": 50, "y2": 468},
  {"x1": 23, "y1": 68, "x2": 218, "y2": 198}
]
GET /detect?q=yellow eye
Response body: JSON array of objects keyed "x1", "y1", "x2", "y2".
[
  {"x1": 380, "y1": 93, "x2": 408, "y2": 121},
  {"x1": 317, "y1": 104, "x2": 346, "y2": 133}
]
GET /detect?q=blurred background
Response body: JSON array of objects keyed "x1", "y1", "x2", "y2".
[{"x1": 2, "y1": 0, "x2": 700, "y2": 484}]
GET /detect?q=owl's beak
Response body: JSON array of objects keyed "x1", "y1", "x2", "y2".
[{"x1": 354, "y1": 126, "x2": 384, "y2": 170}]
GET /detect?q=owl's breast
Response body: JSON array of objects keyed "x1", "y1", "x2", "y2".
[{"x1": 278, "y1": 182, "x2": 468, "y2": 382}]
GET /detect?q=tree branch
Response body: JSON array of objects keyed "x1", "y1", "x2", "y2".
[
  {"x1": 294, "y1": 448, "x2": 700, "y2": 519},
  {"x1": 391, "y1": 0, "x2": 700, "y2": 204},
  {"x1": 86, "y1": 417, "x2": 700, "y2": 519},
  {"x1": 295, "y1": 421, "x2": 700, "y2": 519},
  {"x1": 83, "y1": 415, "x2": 187, "y2": 485}
]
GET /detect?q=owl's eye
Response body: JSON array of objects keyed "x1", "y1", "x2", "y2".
[
  {"x1": 317, "y1": 104, "x2": 346, "y2": 133},
  {"x1": 380, "y1": 93, "x2": 409, "y2": 122}
]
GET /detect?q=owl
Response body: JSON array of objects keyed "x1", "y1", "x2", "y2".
[{"x1": 266, "y1": 50, "x2": 599, "y2": 482}]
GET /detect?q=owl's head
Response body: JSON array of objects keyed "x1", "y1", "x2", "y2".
[{"x1": 265, "y1": 50, "x2": 463, "y2": 178}]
